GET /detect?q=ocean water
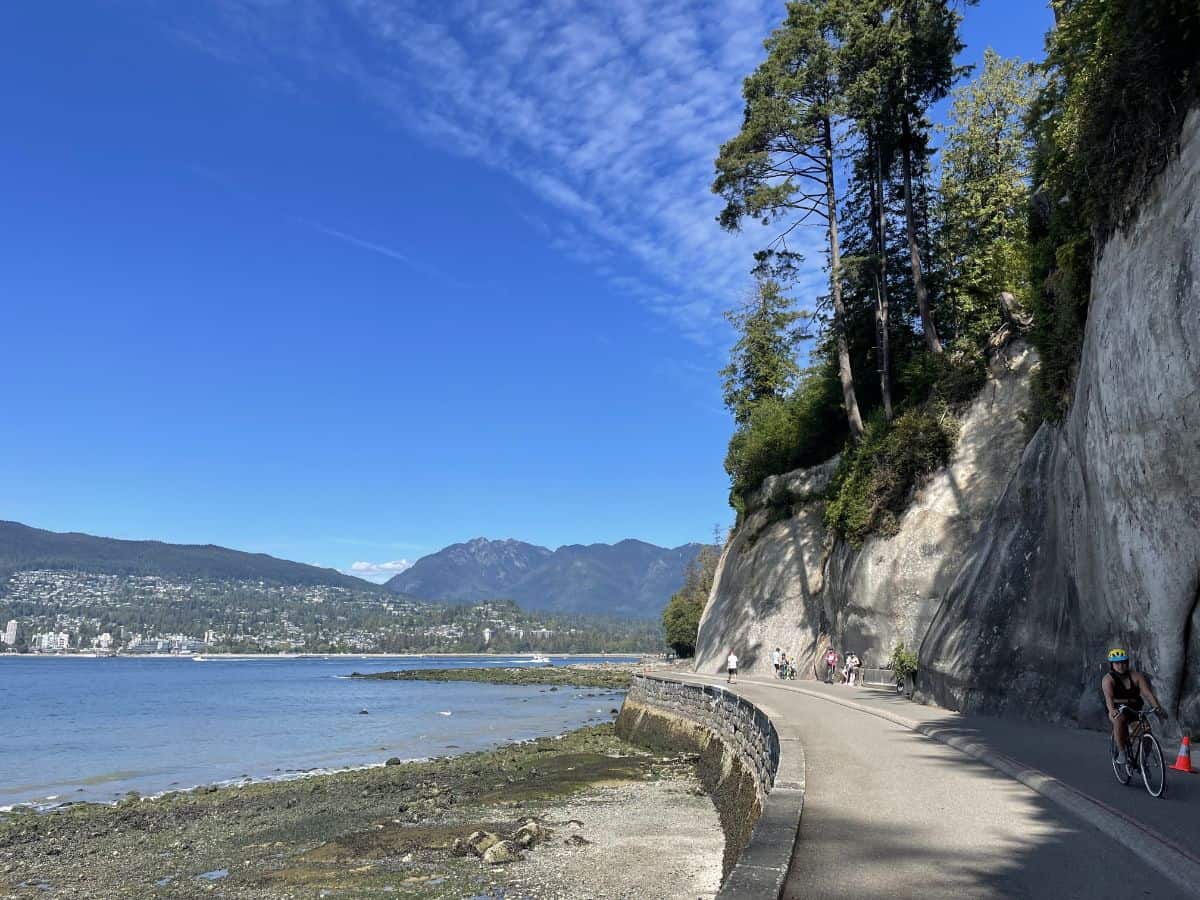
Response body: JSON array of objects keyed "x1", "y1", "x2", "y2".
[{"x1": 0, "y1": 655, "x2": 635, "y2": 809}]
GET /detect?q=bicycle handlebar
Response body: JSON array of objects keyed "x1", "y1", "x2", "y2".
[{"x1": 1115, "y1": 704, "x2": 1165, "y2": 720}]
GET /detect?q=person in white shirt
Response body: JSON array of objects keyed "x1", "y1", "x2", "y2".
[
  {"x1": 727, "y1": 651, "x2": 738, "y2": 683},
  {"x1": 844, "y1": 652, "x2": 860, "y2": 686},
  {"x1": 772, "y1": 647, "x2": 782, "y2": 675}
]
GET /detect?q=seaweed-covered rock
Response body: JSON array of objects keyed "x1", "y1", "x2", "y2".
[
  {"x1": 482, "y1": 840, "x2": 523, "y2": 864},
  {"x1": 466, "y1": 831, "x2": 501, "y2": 857},
  {"x1": 512, "y1": 821, "x2": 550, "y2": 848}
]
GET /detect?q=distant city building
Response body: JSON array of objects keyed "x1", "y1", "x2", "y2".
[
  {"x1": 482, "y1": 627, "x2": 493, "y2": 645},
  {"x1": 2, "y1": 620, "x2": 17, "y2": 646},
  {"x1": 32, "y1": 631, "x2": 70, "y2": 651},
  {"x1": 126, "y1": 638, "x2": 173, "y2": 654},
  {"x1": 93, "y1": 633, "x2": 113, "y2": 650}
]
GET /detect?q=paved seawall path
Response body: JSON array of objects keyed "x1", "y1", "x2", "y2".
[{"x1": 671, "y1": 672, "x2": 1195, "y2": 899}]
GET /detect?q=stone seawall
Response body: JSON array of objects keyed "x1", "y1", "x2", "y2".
[{"x1": 616, "y1": 675, "x2": 798, "y2": 896}]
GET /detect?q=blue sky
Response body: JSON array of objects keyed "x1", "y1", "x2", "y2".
[{"x1": 0, "y1": 0, "x2": 1053, "y2": 581}]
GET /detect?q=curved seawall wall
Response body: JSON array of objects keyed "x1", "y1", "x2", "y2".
[{"x1": 615, "y1": 675, "x2": 803, "y2": 898}]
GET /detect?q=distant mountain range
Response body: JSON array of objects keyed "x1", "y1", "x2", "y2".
[
  {"x1": 0, "y1": 520, "x2": 377, "y2": 590},
  {"x1": 386, "y1": 537, "x2": 708, "y2": 618},
  {"x1": 0, "y1": 521, "x2": 708, "y2": 620}
]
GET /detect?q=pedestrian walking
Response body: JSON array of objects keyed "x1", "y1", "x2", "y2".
[
  {"x1": 727, "y1": 650, "x2": 738, "y2": 683},
  {"x1": 823, "y1": 647, "x2": 838, "y2": 684},
  {"x1": 844, "y1": 652, "x2": 861, "y2": 686},
  {"x1": 772, "y1": 646, "x2": 782, "y2": 676}
]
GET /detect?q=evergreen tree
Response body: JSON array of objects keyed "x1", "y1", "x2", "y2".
[
  {"x1": 849, "y1": 0, "x2": 974, "y2": 354},
  {"x1": 661, "y1": 545, "x2": 720, "y2": 657},
  {"x1": 937, "y1": 49, "x2": 1039, "y2": 342},
  {"x1": 720, "y1": 277, "x2": 804, "y2": 424},
  {"x1": 713, "y1": 0, "x2": 865, "y2": 441}
]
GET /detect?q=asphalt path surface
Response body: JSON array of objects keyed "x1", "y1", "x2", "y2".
[{"x1": 677, "y1": 673, "x2": 1191, "y2": 899}]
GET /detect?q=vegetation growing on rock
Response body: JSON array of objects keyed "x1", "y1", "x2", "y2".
[
  {"x1": 661, "y1": 546, "x2": 721, "y2": 658},
  {"x1": 1027, "y1": 0, "x2": 1200, "y2": 422},
  {"x1": 714, "y1": 1, "x2": 1048, "y2": 541},
  {"x1": 352, "y1": 665, "x2": 634, "y2": 690}
]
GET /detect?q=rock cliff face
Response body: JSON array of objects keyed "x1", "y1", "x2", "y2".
[
  {"x1": 695, "y1": 343, "x2": 1036, "y2": 677},
  {"x1": 697, "y1": 109, "x2": 1199, "y2": 727},
  {"x1": 921, "y1": 109, "x2": 1200, "y2": 726}
]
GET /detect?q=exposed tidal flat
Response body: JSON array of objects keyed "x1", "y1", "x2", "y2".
[
  {"x1": 0, "y1": 724, "x2": 723, "y2": 899},
  {"x1": 352, "y1": 666, "x2": 634, "y2": 691}
]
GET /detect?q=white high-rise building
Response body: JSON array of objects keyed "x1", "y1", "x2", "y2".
[
  {"x1": 482, "y1": 627, "x2": 493, "y2": 645},
  {"x1": 2, "y1": 620, "x2": 16, "y2": 646},
  {"x1": 32, "y1": 631, "x2": 70, "y2": 651}
]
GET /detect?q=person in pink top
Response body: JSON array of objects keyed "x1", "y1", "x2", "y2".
[{"x1": 823, "y1": 647, "x2": 838, "y2": 683}]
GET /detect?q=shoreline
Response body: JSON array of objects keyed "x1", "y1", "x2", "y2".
[
  {"x1": 0, "y1": 652, "x2": 655, "y2": 661},
  {"x1": 2, "y1": 664, "x2": 636, "y2": 814},
  {"x1": 0, "y1": 722, "x2": 722, "y2": 899}
]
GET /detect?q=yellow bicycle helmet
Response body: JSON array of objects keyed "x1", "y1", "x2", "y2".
[{"x1": 1107, "y1": 648, "x2": 1128, "y2": 663}]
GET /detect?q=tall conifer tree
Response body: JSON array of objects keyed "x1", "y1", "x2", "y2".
[{"x1": 713, "y1": 0, "x2": 865, "y2": 441}]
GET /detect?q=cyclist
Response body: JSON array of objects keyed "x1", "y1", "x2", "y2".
[{"x1": 1102, "y1": 647, "x2": 1166, "y2": 765}]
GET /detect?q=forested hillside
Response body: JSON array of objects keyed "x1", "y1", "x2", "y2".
[
  {"x1": 711, "y1": 0, "x2": 1197, "y2": 547},
  {"x1": 0, "y1": 520, "x2": 371, "y2": 588}
]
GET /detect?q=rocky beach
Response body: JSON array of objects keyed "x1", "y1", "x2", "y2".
[{"x1": 1, "y1": 669, "x2": 722, "y2": 900}]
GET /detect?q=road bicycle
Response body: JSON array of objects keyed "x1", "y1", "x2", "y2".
[{"x1": 1110, "y1": 705, "x2": 1167, "y2": 798}]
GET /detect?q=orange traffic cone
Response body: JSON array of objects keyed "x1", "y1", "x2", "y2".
[{"x1": 1169, "y1": 735, "x2": 1195, "y2": 773}]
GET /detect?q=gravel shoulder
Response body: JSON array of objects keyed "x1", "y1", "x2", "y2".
[{"x1": 0, "y1": 723, "x2": 720, "y2": 900}]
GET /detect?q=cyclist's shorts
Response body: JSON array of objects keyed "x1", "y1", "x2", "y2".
[{"x1": 1119, "y1": 705, "x2": 1144, "y2": 721}]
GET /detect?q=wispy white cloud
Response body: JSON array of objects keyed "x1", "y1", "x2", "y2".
[
  {"x1": 295, "y1": 217, "x2": 412, "y2": 264},
  {"x1": 169, "y1": 0, "x2": 832, "y2": 343},
  {"x1": 341, "y1": 559, "x2": 414, "y2": 582}
]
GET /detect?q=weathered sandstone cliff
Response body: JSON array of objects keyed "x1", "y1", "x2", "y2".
[
  {"x1": 697, "y1": 109, "x2": 1199, "y2": 728},
  {"x1": 921, "y1": 109, "x2": 1200, "y2": 726},
  {"x1": 695, "y1": 342, "x2": 1036, "y2": 678}
]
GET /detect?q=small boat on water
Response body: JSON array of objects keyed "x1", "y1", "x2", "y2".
[{"x1": 530, "y1": 654, "x2": 552, "y2": 664}]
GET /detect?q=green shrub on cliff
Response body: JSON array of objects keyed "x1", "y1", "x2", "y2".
[
  {"x1": 724, "y1": 361, "x2": 847, "y2": 514},
  {"x1": 824, "y1": 408, "x2": 957, "y2": 546}
]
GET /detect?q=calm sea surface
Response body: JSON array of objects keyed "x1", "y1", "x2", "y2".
[{"x1": 0, "y1": 655, "x2": 635, "y2": 809}]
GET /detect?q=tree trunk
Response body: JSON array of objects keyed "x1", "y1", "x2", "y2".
[
  {"x1": 823, "y1": 116, "x2": 864, "y2": 441},
  {"x1": 872, "y1": 138, "x2": 893, "y2": 420},
  {"x1": 901, "y1": 116, "x2": 943, "y2": 354}
]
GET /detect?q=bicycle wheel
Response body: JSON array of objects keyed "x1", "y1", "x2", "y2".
[
  {"x1": 1111, "y1": 736, "x2": 1131, "y2": 784},
  {"x1": 1140, "y1": 734, "x2": 1166, "y2": 798}
]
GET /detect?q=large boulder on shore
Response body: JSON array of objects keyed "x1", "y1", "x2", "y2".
[
  {"x1": 482, "y1": 840, "x2": 524, "y2": 864},
  {"x1": 466, "y1": 831, "x2": 501, "y2": 857},
  {"x1": 512, "y1": 821, "x2": 550, "y2": 848}
]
